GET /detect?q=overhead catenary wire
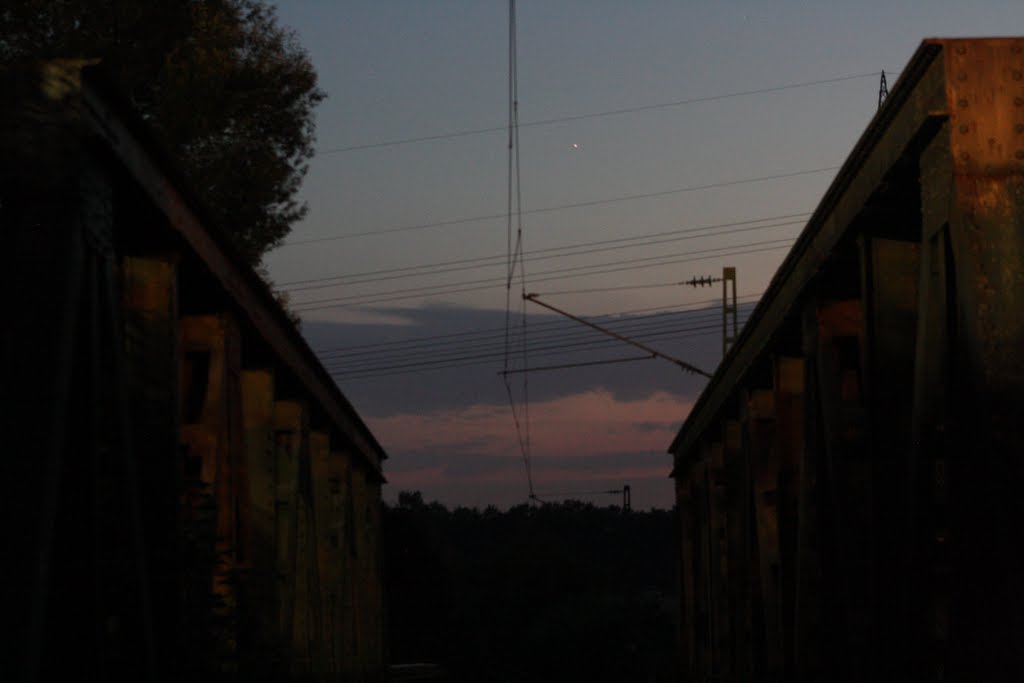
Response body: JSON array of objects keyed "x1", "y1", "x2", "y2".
[
  {"x1": 279, "y1": 167, "x2": 834, "y2": 246},
  {"x1": 310, "y1": 293, "x2": 760, "y2": 356},
  {"x1": 324, "y1": 313, "x2": 730, "y2": 374},
  {"x1": 331, "y1": 322, "x2": 748, "y2": 382},
  {"x1": 279, "y1": 213, "x2": 808, "y2": 292},
  {"x1": 319, "y1": 303, "x2": 754, "y2": 370},
  {"x1": 319, "y1": 71, "x2": 884, "y2": 154},
  {"x1": 497, "y1": 354, "x2": 657, "y2": 375},
  {"x1": 291, "y1": 240, "x2": 794, "y2": 312}
]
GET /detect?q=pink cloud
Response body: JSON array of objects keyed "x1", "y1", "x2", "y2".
[{"x1": 367, "y1": 389, "x2": 692, "y2": 461}]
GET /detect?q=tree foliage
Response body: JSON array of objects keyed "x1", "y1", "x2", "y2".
[
  {"x1": 384, "y1": 493, "x2": 679, "y2": 682},
  {"x1": 0, "y1": 0, "x2": 324, "y2": 263}
]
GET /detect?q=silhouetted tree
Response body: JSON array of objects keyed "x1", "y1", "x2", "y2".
[
  {"x1": 383, "y1": 493, "x2": 678, "y2": 682},
  {"x1": 1, "y1": 0, "x2": 324, "y2": 264}
]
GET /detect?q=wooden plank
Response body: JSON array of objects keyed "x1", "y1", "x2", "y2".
[
  {"x1": 723, "y1": 418, "x2": 753, "y2": 680},
  {"x1": 860, "y1": 236, "x2": 920, "y2": 678},
  {"x1": 120, "y1": 255, "x2": 181, "y2": 668},
  {"x1": 675, "y1": 473, "x2": 698, "y2": 679},
  {"x1": 773, "y1": 356, "x2": 805, "y2": 680},
  {"x1": 794, "y1": 304, "x2": 823, "y2": 681},
  {"x1": 308, "y1": 430, "x2": 332, "y2": 674},
  {"x1": 239, "y1": 369, "x2": 278, "y2": 671},
  {"x1": 325, "y1": 449, "x2": 349, "y2": 674},
  {"x1": 179, "y1": 314, "x2": 242, "y2": 669},
  {"x1": 815, "y1": 300, "x2": 872, "y2": 681},
  {"x1": 746, "y1": 388, "x2": 782, "y2": 677},
  {"x1": 272, "y1": 400, "x2": 305, "y2": 665},
  {"x1": 706, "y1": 440, "x2": 730, "y2": 680}
]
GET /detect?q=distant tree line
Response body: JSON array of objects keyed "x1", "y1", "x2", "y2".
[{"x1": 383, "y1": 492, "x2": 679, "y2": 682}]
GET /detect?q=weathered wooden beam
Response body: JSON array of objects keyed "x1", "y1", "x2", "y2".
[
  {"x1": 723, "y1": 418, "x2": 753, "y2": 680},
  {"x1": 272, "y1": 400, "x2": 305, "y2": 665},
  {"x1": 675, "y1": 472, "x2": 698, "y2": 680},
  {"x1": 773, "y1": 356, "x2": 805, "y2": 680},
  {"x1": 745, "y1": 388, "x2": 782, "y2": 677},
  {"x1": 120, "y1": 254, "x2": 181, "y2": 671},
  {"x1": 239, "y1": 369, "x2": 278, "y2": 671},
  {"x1": 859, "y1": 235, "x2": 920, "y2": 678},
  {"x1": 706, "y1": 439, "x2": 731, "y2": 680},
  {"x1": 179, "y1": 314, "x2": 243, "y2": 669}
]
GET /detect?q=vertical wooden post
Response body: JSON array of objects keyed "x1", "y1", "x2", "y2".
[
  {"x1": 308, "y1": 430, "x2": 332, "y2": 674},
  {"x1": 774, "y1": 356, "x2": 805, "y2": 680},
  {"x1": 707, "y1": 439, "x2": 731, "y2": 680},
  {"x1": 239, "y1": 369, "x2": 278, "y2": 671},
  {"x1": 860, "y1": 235, "x2": 920, "y2": 678},
  {"x1": 272, "y1": 400, "x2": 305, "y2": 670},
  {"x1": 724, "y1": 418, "x2": 752, "y2": 680},
  {"x1": 675, "y1": 467, "x2": 697, "y2": 680},
  {"x1": 746, "y1": 387, "x2": 782, "y2": 677},
  {"x1": 179, "y1": 314, "x2": 243, "y2": 671},
  {"x1": 121, "y1": 255, "x2": 180, "y2": 672},
  {"x1": 813, "y1": 300, "x2": 868, "y2": 681}
]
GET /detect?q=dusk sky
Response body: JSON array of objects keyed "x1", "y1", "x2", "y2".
[{"x1": 265, "y1": 1, "x2": 1023, "y2": 509}]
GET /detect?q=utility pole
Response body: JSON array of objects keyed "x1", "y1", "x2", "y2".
[
  {"x1": 683, "y1": 268, "x2": 738, "y2": 359},
  {"x1": 878, "y1": 70, "x2": 888, "y2": 109},
  {"x1": 722, "y1": 266, "x2": 738, "y2": 357}
]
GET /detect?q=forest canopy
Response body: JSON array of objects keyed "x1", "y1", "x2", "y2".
[
  {"x1": 0, "y1": 0, "x2": 324, "y2": 264},
  {"x1": 384, "y1": 492, "x2": 678, "y2": 682}
]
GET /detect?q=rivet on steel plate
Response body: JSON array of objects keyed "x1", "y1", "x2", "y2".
[
  {"x1": 1017, "y1": 123, "x2": 1024, "y2": 134},
  {"x1": 958, "y1": 98, "x2": 969, "y2": 108},
  {"x1": 1016, "y1": 150, "x2": 1024, "y2": 160},
  {"x1": 955, "y1": 45, "x2": 966, "y2": 55},
  {"x1": 959, "y1": 124, "x2": 969, "y2": 134},
  {"x1": 1014, "y1": 71, "x2": 1023, "y2": 81},
  {"x1": 1016, "y1": 97, "x2": 1024, "y2": 106},
  {"x1": 960, "y1": 152, "x2": 970, "y2": 161},
  {"x1": 957, "y1": 72, "x2": 967, "y2": 81}
]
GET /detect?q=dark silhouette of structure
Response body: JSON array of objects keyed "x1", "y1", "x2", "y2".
[
  {"x1": 669, "y1": 37, "x2": 1024, "y2": 682},
  {"x1": 1, "y1": 61, "x2": 386, "y2": 681}
]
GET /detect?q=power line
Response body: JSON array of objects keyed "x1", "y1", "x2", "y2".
[
  {"x1": 319, "y1": 72, "x2": 881, "y2": 154},
  {"x1": 326, "y1": 314, "x2": 730, "y2": 373},
  {"x1": 498, "y1": 354, "x2": 656, "y2": 375},
  {"x1": 331, "y1": 322, "x2": 746, "y2": 381},
  {"x1": 279, "y1": 214, "x2": 807, "y2": 292},
  {"x1": 324, "y1": 319, "x2": 723, "y2": 377},
  {"x1": 323, "y1": 306, "x2": 755, "y2": 371},
  {"x1": 330, "y1": 320, "x2": 752, "y2": 381},
  {"x1": 318, "y1": 312, "x2": 763, "y2": 382},
  {"x1": 291, "y1": 240, "x2": 794, "y2": 312},
  {"x1": 310, "y1": 293, "x2": 760, "y2": 356},
  {"x1": 322, "y1": 309, "x2": 730, "y2": 371},
  {"x1": 279, "y1": 167, "x2": 834, "y2": 246}
]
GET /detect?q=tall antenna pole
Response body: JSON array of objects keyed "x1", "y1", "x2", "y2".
[
  {"x1": 878, "y1": 70, "x2": 888, "y2": 109},
  {"x1": 722, "y1": 266, "x2": 738, "y2": 357}
]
